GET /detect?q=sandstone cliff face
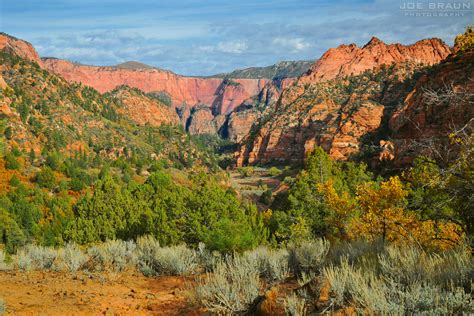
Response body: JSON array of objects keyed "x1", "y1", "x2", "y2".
[
  {"x1": 301, "y1": 37, "x2": 451, "y2": 83},
  {"x1": 0, "y1": 74, "x2": 8, "y2": 89},
  {"x1": 4, "y1": 31, "x2": 467, "y2": 169},
  {"x1": 0, "y1": 33, "x2": 43, "y2": 67},
  {"x1": 236, "y1": 100, "x2": 384, "y2": 166},
  {"x1": 226, "y1": 110, "x2": 259, "y2": 143},
  {"x1": 235, "y1": 37, "x2": 455, "y2": 166},
  {"x1": 187, "y1": 107, "x2": 219, "y2": 135},
  {"x1": 224, "y1": 78, "x2": 291, "y2": 143},
  {"x1": 236, "y1": 62, "x2": 436, "y2": 166},
  {"x1": 108, "y1": 87, "x2": 179, "y2": 127},
  {"x1": 327, "y1": 101, "x2": 385, "y2": 160},
  {"x1": 389, "y1": 50, "x2": 474, "y2": 164},
  {"x1": 42, "y1": 58, "x2": 268, "y2": 116}
]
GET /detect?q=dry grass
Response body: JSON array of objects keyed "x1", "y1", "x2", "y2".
[
  {"x1": 4, "y1": 239, "x2": 473, "y2": 315},
  {"x1": 194, "y1": 255, "x2": 260, "y2": 314}
]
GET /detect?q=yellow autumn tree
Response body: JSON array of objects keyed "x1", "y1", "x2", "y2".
[
  {"x1": 317, "y1": 180, "x2": 356, "y2": 240},
  {"x1": 454, "y1": 25, "x2": 473, "y2": 52},
  {"x1": 349, "y1": 176, "x2": 462, "y2": 249}
]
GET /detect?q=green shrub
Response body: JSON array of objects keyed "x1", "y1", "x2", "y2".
[
  {"x1": 11, "y1": 146, "x2": 21, "y2": 157},
  {"x1": 268, "y1": 167, "x2": 282, "y2": 177},
  {"x1": 9, "y1": 175, "x2": 20, "y2": 187},
  {"x1": 4, "y1": 153, "x2": 19, "y2": 170},
  {"x1": 0, "y1": 209, "x2": 26, "y2": 254},
  {"x1": 4, "y1": 126, "x2": 12, "y2": 140},
  {"x1": 282, "y1": 176, "x2": 294, "y2": 185},
  {"x1": 69, "y1": 176, "x2": 85, "y2": 192},
  {"x1": 203, "y1": 218, "x2": 261, "y2": 253},
  {"x1": 45, "y1": 152, "x2": 62, "y2": 171},
  {"x1": 259, "y1": 189, "x2": 273, "y2": 205},
  {"x1": 237, "y1": 166, "x2": 254, "y2": 178},
  {"x1": 35, "y1": 167, "x2": 56, "y2": 189}
]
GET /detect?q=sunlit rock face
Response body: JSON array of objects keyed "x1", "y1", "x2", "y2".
[{"x1": 235, "y1": 37, "x2": 455, "y2": 166}]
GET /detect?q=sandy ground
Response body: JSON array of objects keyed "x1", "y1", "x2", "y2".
[{"x1": 0, "y1": 271, "x2": 204, "y2": 315}]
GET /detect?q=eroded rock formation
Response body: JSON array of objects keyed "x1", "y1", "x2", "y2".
[
  {"x1": 235, "y1": 37, "x2": 455, "y2": 166},
  {"x1": 108, "y1": 87, "x2": 180, "y2": 127},
  {"x1": 302, "y1": 37, "x2": 451, "y2": 83},
  {"x1": 0, "y1": 33, "x2": 43, "y2": 66},
  {"x1": 389, "y1": 50, "x2": 474, "y2": 164},
  {"x1": 42, "y1": 58, "x2": 268, "y2": 116}
]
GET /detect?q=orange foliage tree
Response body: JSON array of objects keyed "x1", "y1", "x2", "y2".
[
  {"x1": 319, "y1": 176, "x2": 463, "y2": 249},
  {"x1": 317, "y1": 180, "x2": 356, "y2": 240},
  {"x1": 351, "y1": 176, "x2": 462, "y2": 249}
]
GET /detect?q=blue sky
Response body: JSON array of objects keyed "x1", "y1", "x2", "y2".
[{"x1": 0, "y1": 0, "x2": 472, "y2": 75}]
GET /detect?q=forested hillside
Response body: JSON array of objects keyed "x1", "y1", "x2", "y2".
[{"x1": 0, "y1": 48, "x2": 248, "y2": 252}]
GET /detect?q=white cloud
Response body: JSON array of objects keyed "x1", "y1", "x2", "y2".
[
  {"x1": 197, "y1": 45, "x2": 216, "y2": 53},
  {"x1": 272, "y1": 37, "x2": 311, "y2": 52},
  {"x1": 36, "y1": 45, "x2": 119, "y2": 61},
  {"x1": 216, "y1": 40, "x2": 248, "y2": 54}
]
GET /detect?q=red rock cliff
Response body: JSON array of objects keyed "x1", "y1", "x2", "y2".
[
  {"x1": 301, "y1": 37, "x2": 451, "y2": 83},
  {"x1": 235, "y1": 37, "x2": 454, "y2": 166},
  {"x1": 0, "y1": 33, "x2": 43, "y2": 67},
  {"x1": 42, "y1": 58, "x2": 268, "y2": 115},
  {"x1": 389, "y1": 50, "x2": 474, "y2": 165}
]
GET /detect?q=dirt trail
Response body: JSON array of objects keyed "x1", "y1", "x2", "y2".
[{"x1": 0, "y1": 271, "x2": 203, "y2": 315}]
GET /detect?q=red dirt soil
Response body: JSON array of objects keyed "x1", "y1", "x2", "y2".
[{"x1": 0, "y1": 271, "x2": 204, "y2": 315}]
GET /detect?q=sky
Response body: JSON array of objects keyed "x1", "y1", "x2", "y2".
[{"x1": 0, "y1": 0, "x2": 472, "y2": 76}]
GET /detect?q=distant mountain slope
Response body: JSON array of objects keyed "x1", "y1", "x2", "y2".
[
  {"x1": 40, "y1": 56, "x2": 269, "y2": 120},
  {"x1": 0, "y1": 47, "x2": 217, "y2": 170},
  {"x1": 211, "y1": 60, "x2": 313, "y2": 80},
  {"x1": 113, "y1": 61, "x2": 156, "y2": 70},
  {"x1": 106, "y1": 85, "x2": 179, "y2": 126}
]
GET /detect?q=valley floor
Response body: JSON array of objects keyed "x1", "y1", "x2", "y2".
[
  {"x1": 0, "y1": 271, "x2": 202, "y2": 315},
  {"x1": 229, "y1": 166, "x2": 295, "y2": 207}
]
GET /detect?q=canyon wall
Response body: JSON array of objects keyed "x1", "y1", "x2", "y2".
[
  {"x1": 42, "y1": 58, "x2": 269, "y2": 116},
  {"x1": 301, "y1": 37, "x2": 451, "y2": 83},
  {"x1": 235, "y1": 37, "x2": 454, "y2": 166},
  {"x1": 4, "y1": 31, "x2": 470, "y2": 169},
  {"x1": 389, "y1": 50, "x2": 474, "y2": 165},
  {"x1": 0, "y1": 32, "x2": 43, "y2": 66}
]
